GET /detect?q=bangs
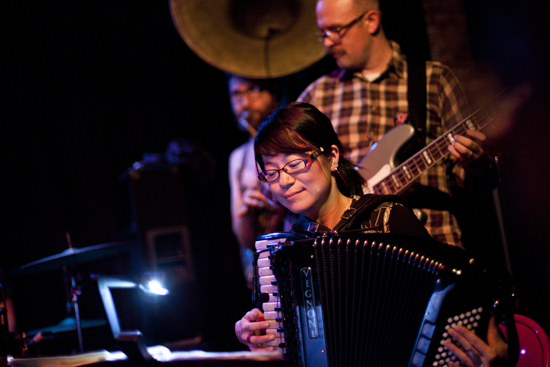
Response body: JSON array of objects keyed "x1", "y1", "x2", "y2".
[
  {"x1": 255, "y1": 107, "x2": 317, "y2": 156},
  {"x1": 256, "y1": 128, "x2": 313, "y2": 156}
]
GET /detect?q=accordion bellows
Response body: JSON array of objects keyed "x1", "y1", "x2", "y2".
[{"x1": 254, "y1": 232, "x2": 504, "y2": 367}]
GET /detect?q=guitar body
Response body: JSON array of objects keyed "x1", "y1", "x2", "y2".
[{"x1": 355, "y1": 124, "x2": 417, "y2": 191}]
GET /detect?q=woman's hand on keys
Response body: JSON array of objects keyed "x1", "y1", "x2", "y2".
[{"x1": 235, "y1": 308, "x2": 275, "y2": 351}]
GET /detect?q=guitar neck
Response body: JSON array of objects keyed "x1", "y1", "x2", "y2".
[{"x1": 370, "y1": 99, "x2": 501, "y2": 196}]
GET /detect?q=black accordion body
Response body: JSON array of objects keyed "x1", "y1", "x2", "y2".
[{"x1": 254, "y1": 232, "x2": 507, "y2": 367}]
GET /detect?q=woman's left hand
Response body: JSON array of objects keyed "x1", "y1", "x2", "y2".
[{"x1": 443, "y1": 315, "x2": 508, "y2": 367}]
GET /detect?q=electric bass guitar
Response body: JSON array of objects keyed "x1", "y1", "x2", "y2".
[{"x1": 355, "y1": 83, "x2": 528, "y2": 195}]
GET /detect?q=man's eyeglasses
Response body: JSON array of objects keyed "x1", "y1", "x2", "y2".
[
  {"x1": 230, "y1": 85, "x2": 262, "y2": 103},
  {"x1": 316, "y1": 11, "x2": 368, "y2": 44},
  {"x1": 258, "y1": 149, "x2": 323, "y2": 182}
]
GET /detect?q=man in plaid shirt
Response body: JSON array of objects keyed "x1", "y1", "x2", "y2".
[{"x1": 298, "y1": 0, "x2": 497, "y2": 247}]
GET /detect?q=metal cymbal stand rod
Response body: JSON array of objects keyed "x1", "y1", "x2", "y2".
[
  {"x1": 70, "y1": 274, "x2": 84, "y2": 353},
  {"x1": 65, "y1": 232, "x2": 83, "y2": 353}
]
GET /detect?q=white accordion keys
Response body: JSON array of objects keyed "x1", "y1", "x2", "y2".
[{"x1": 255, "y1": 238, "x2": 286, "y2": 352}]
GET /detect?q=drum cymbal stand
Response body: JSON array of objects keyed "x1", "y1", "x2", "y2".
[{"x1": 63, "y1": 266, "x2": 84, "y2": 353}]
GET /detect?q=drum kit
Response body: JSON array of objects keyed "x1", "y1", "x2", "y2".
[{"x1": 7, "y1": 238, "x2": 130, "y2": 356}]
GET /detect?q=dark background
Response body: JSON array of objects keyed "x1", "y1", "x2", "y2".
[{"x1": 1, "y1": 0, "x2": 549, "y2": 355}]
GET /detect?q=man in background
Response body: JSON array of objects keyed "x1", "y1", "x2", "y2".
[
  {"x1": 298, "y1": 0, "x2": 498, "y2": 247},
  {"x1": 227, "y1": 75, "x2": 286, "y2": 287}
]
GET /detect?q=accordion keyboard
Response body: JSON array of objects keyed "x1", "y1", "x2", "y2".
[{"x1": 255, "y1": 237, "x2": 286, "y2": 354}]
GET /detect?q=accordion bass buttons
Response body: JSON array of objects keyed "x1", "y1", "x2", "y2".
[{"x1": 254, "y1": 238, "x2": 287, "y2": 353}]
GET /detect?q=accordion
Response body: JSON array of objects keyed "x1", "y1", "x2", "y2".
[{"x1": 253, "y1": 232, "x2": 509, "y2": 367}]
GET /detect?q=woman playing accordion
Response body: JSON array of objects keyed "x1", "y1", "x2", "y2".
[{"x1": 234, "y1": 102, "x2": 510, "y2": 367}]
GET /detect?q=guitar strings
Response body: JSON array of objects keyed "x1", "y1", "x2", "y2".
[{"x1": 371, "y1": 107, "x2": 495, "y2": 195}]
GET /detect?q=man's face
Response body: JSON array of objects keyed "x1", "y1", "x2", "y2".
[
  {"x1": 229, "y1": 77, "x2": 277, "y2": 133},
  {"x1": 316, "y1": 0, "x2": 372, "y2": 71}
]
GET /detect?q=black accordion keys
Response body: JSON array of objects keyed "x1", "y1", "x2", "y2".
[{"x1": 253, "y1": 232, "x2": 508, "y2": 367}]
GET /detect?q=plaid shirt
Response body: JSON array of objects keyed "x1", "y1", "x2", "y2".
[{"x1": 298, "y1": 41, "x2": 469, "y2": 246}]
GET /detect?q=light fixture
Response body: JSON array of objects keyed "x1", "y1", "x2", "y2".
[{"x1": 139, "y1": 272, "x2": 170, "y2": 296}]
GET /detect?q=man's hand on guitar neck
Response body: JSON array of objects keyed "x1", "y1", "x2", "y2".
[{"x1": 448, "y1": 130, "x2": 486, "y2": 162}]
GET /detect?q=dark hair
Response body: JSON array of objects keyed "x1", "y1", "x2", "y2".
[{"x1": 254, "y1": 102, "x2": 365, "y2": 196}]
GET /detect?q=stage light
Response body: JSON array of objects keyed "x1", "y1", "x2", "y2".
[
  {"x1": 142, "y1": 280, "x2": 169, "y2": 296},
  {"x1": 139, "y1": 272, "x2": 170, "y2": 296}
]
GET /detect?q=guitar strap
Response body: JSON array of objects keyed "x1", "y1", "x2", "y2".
[{"x1": 407, "y1": 58, "x2": 427, "y2": 144}]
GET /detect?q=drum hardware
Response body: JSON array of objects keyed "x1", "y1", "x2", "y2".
[
  {"x1": 9, "y1": 234, "x2": 130, "y2": 354},
  {"x1": 25, "y1": 317, "x2": 107, "y2": 337},
  {"x1": 65, "y1": 264, "x2": 84, "y2": 353},
  {"x1": 9, "y1": 237, "x2": 129, "y2": 277}
]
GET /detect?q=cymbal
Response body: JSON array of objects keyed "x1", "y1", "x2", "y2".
[
  {"x1": 169, "y1": 0, "x2": 326, "y2": 78},
  {"x1": 10, "y1": 242, "x2": 129, "y2": 276},
  {"x1": 26, "y1": 317, "x2": 108, "y2": 336}
]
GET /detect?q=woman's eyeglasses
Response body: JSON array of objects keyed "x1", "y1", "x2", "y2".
[{"x1": 258, "y1": 149, "x2": 323, "y2": 182}]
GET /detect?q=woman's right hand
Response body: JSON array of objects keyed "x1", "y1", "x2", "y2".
[{"x1": 234, "y1": 308, "x2": 276, "y2": 351}]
